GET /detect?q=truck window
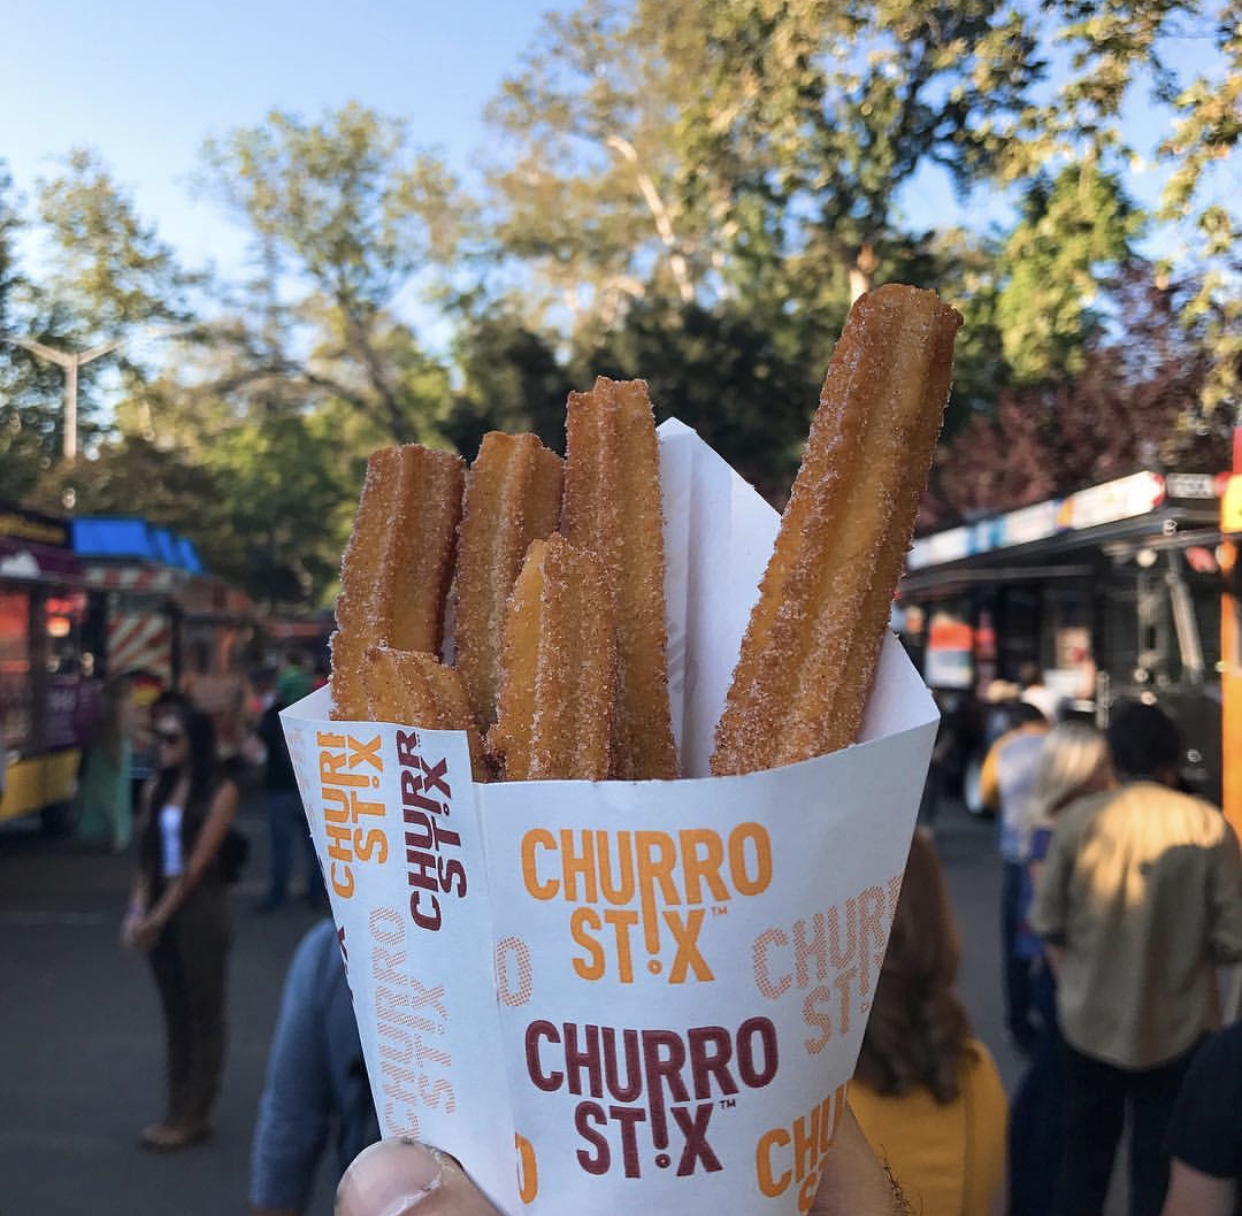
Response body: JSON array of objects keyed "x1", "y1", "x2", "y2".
[{"x1": 0, "y1": 588, "x2": 32, "y2": 753}]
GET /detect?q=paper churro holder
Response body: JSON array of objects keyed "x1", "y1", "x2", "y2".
[{"x1": 282, "y1": 421, "x2": 939, "y2": 1216}]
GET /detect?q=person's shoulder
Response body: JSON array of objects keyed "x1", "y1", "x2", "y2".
[
  {"x1": 302, "y1": 918, "x2": 346, "y2": 980},
  {"x1": 1053, "y1": 787, "x2": 1113, "y2": 835},
  {"x1": 963, "y1": 1038, "x2": 1003, "y2": 1079},
  {"x1": 1120, "y1": 782, "x2": 1230, "y2": 834},
  {"x1": 299, "y1": 917, "x2": 340, "y2": 959},
  {"x1": 962, "y1": 1040, "x2": 1009, "y2": 1112}
]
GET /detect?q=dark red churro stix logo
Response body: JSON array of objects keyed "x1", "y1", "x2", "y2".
[
  {"x1": 525, "y1": 1016, "x2": 779, "y2": 1179},
  {"x1": 397, "y1": 729, "x2": 466, "y2": 931}
]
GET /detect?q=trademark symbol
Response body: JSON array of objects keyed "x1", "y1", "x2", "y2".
[
  {"x1": 711, "y1": 904, "x2": 728, "y2": 917},
  {"x1": 719, "y1": 1097, "x2": 737, "y2": 1110}
]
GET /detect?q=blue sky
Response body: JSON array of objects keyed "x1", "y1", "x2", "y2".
[
  {"x1": 1, "y1": 0, "x2": 580, "y2": 276},
  {"x1": 0, "y1": 0, "x2": 1222, "y2": 294}
]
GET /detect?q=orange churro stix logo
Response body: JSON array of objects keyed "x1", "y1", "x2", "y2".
[
  {"x1": 521, "y1": 824, "x2": 772, "y2": 983},
  {"x1": 752, "y1": 877, "x2": 902, "y2": 1052},
  {"x1": 317, "y1": 730, "x2": 387, "y2": 899},
  {"x1": 755, "y1": 1086, "x2": 847, "y2": 1213},
  {"x1": 397, "y1": 729, "x2": 467, "y2": 932},
  {"x1": 525, "y1": 1016, "x2": 779, "y2": 1180}
]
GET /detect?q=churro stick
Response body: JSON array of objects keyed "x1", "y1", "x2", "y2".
[
  {"x1": 453, "y1": 432, "x2": 563, "y2": 733},
  {"x1": 362, "y1": 646, "x2": 489, "y2": 781},
  {"x1": 712, "y1": 284, "x2": 962, "y2": 775},
  {"x1": 563, "y1": 377, "x2": 677, "y2": 780},
  {"x1": 489, "y1": 535, "x2": 618, "y2": 781},
  {"x1": 331, "y1": 445, "x2": 465, "y2": 720}
]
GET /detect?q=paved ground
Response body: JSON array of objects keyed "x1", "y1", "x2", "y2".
[
  {"x1": 0, "y1": 782, "x2": 336, "y2": 1215},
  {"x1": 0, "y1": 787, "x2": 1059, "y2": 1215}
]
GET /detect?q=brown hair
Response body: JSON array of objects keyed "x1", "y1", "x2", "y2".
[{"x1": 853, "y1": 832, "x2": 974, "y2": 1104}]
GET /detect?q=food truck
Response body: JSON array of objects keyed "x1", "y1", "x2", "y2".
[
  {"x1": 0, "y1": 504, "x2": 95, "y2": 830},
  {"x1": 72, "y1": 516, "x2": 258, "y2": 782},
  {"x1": 899, "y1": 470, "x2": 1229, "y2": 813}
]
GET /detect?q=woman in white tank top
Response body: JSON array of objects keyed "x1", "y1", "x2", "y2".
[{"x1": 122, "y1": 693, "x2": 239, "y2": 1151}]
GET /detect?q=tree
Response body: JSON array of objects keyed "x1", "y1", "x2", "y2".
[
  {"x1": 197, "y1": 412, "x2": 356, "y2": 609},
  {"x1": 195, "y1": 102, "x2": 467, "y2": 446},
  {"x1": 1005, "y1": 0, "x2": 1242, "y2": 416},
  {"x1": 483, "y1": 0, "x2": 1045, "y2": 341},
  {"x1": 1, "y1": 150, "x2": 196, "y2": 501},
  {"x1": 994, "y1": 164, "x2": 1144, "y2": 383},
  {"x1": 933, "y1": 262, "x2": 1231, "y2": 519},
  {"x1": 574, "y1": 293, "x2": 822, "y2": 497},
  {"x1": 0, "y1": 163, "x2": 58, "y2": 500},
  {"x1": 442, "y1": 304, "x2": 578, "y2": 459},
  {"x1": 36, "y1": 148, "x2": 193, "y2": 335}
]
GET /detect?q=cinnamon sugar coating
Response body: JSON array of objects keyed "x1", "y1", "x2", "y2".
[
  {"x1": 711, "y1": 284, "x2": 961, "y2": 775},
  {"x1": 453, "y1": 432, "x2": 563, "y2": 733},
  {"x1": 330, "y1": 444, "x2": 464, "y2": 720},
  {"x1": 563, "y1": 377, "x2": 678, "y2": 780},
  {"x1": 362, "y1": 645, "x2": 488, "y2": 781},
  {"x1": 489, "y1": 535, "x2": 618, "y2": 781}
]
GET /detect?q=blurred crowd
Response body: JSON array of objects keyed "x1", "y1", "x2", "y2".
[
  {"x1": 60, "y1": 654, "x2": 1242, "y2": 1216},
  {"x1": 945, "y1": 682, "x2": 1242, "y2": 1216}
]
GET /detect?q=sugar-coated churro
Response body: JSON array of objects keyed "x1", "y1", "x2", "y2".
[
  {"x1": 330, "y1": 444, "x2": 465, "y2": 720},
  {"x1": 489, "y1": 534, "x2": 618, "y2": 781},
  {"x1": 562, "y1": 377, "x2": 677, "y2": 780},
  {"x1": 711, "y1": 284, "x2": 962, "y2": 775},
  {"x1": 453, "y1": 432, "x2": 563, "y2": 733},
  {"x1": 363, "y1": 645, "x2": 489, "y2": 780}
]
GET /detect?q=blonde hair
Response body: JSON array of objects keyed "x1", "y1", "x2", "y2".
[{"x1": 1024, "y1": 721, "x2": 1112, "y2": 836}]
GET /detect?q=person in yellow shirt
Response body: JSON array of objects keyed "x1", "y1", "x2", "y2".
[{"x1": 850, "y1": 830, "x2": 1008, "y2": 1216}]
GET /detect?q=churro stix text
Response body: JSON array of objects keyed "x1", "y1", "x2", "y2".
[{"x1": 317, "y1": 730, "x2": 387, "y2": 899}]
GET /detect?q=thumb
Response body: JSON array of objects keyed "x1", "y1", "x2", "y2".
[
  {"x1": 810, "y1": 1103, "x2": 907, "y2": 1215},
  {"x1": 336, "y1": 1140, "x2": 501, "y2": 1216}
]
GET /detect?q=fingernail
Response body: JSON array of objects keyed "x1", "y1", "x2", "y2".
[{"x1": 336, "y1": 1139, "x2": 445, "y2": 1216}]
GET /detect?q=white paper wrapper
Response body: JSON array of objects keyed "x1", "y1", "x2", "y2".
[{"x1": 282, "y1": 420, "x2": 938, "y2": 1215}]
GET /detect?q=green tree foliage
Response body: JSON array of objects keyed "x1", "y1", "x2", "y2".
[
  {"x1": 1, "y1": 151, "x2": 196, "y2": 498},
  {"x1": 36, "y1": 148, "x2": 192, "y2": 334},
  {"x1": 443, "y1": 305, "x2": 578, "y2": 458},
  {"x1": 26, "y1": 435, "x2": 221, "y2": 527},
  {"x1": 197, "y1": 412, "x2": 355, "y2": 608},
  {"x1": 995, "y1": 163, "x2": 1144, "y2": 382},
  {"x1": 2, "y1": 4, "x2": 1235, "y2": 611},
  {"x1": 195, "y1": 102, "x2": 466, "y2": 446},
  {"x1": 0, "y1": 165, "x2": 58, "y2": 499},
  {"x1": 934, "y1": 262, "x2": 1231, "y2": 518},
  {"x1": 485, "y1": 0, "x2": 1043, "y2": 324},
  {"x1": 1004, "y1": 0, "x2": 1241, "y2": 412}
]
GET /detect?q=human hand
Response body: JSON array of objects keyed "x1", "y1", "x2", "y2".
[
  {"x1": 336, "y1": 1104, "x2": 906, "y2": 1216},
  {"x1": 120, "y1": 903, "x2": 147, "y2": 951},
  {"x1": 128, "y1": 912, "x2": 164, "y2": 953}
]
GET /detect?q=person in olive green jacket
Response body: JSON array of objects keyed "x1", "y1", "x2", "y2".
[{"x1": 1032, "y1": 701, "x2": 1242, "y2": 1216}]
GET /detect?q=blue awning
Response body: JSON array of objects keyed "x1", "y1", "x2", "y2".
[{"x1": 71, "y1": 517, "x2": 202, "y2": 574}]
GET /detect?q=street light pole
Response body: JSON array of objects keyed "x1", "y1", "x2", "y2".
[
  {"x1": 6, "y1": 334, "x2": 128, "y2": 460},
  {"x1": 3, "y1": 324, "x2": 194, "y2": 460}
]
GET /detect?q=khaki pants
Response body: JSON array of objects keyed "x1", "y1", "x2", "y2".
[{"x1": 148, "y1": 880, "x2": 231, "y2": 1126}]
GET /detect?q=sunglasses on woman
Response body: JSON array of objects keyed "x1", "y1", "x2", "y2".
[{"x1": 154, "y1": 728, "x2": 185, "y2": 746}]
